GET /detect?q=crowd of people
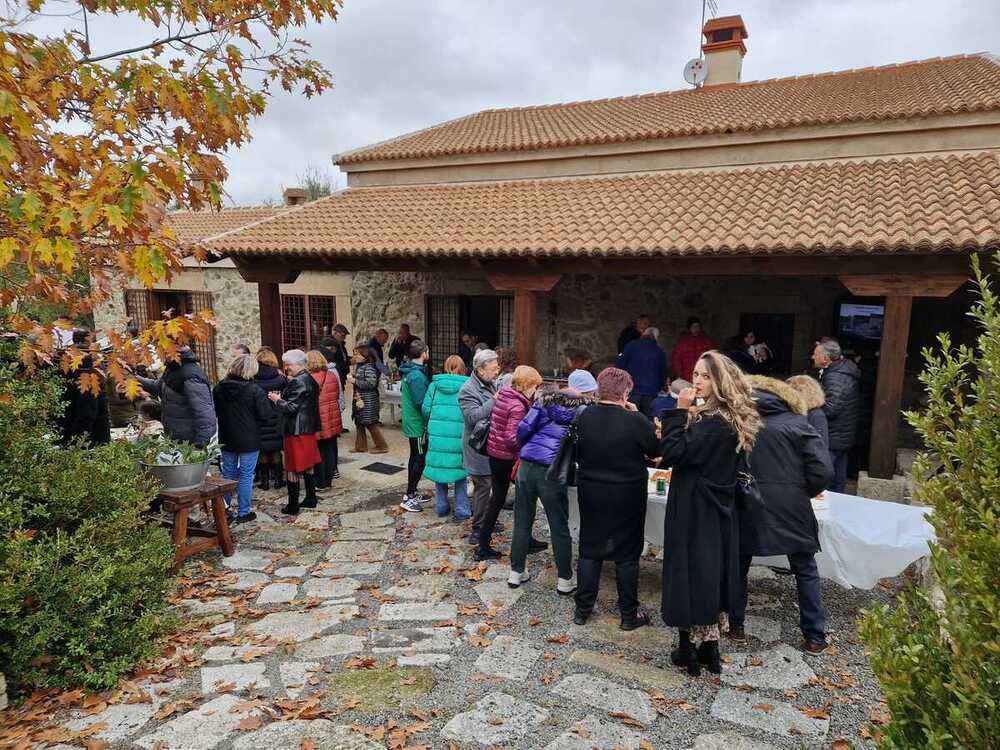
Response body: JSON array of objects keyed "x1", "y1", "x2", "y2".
[{"x1": 55, "y1": 312, "x2": 864, "y2": 675}]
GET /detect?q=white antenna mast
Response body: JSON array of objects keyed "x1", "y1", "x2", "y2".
[{"x1": 699, "y1": 0, "x2": 719, "y2": 59}]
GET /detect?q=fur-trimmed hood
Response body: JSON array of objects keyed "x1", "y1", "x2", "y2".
[
  {"x1": 537, "y1": 388, "x2": 591, "y2": 410},
  {"x1": 786, "y1": 375, "x2": 825, "y2": 411},
  {"x1": 749, "y1": 375, "x2": 807, "y2": 416}
]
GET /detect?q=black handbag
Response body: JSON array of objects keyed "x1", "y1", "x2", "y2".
[
  {"x1": 735, "y1": 450, "x2": 765, "y2": 513},
  {"x1": 546, "y1": 406, "x2": 587, "y2": 486},
  {"x1": 468, "y1": 416, "x2": 491, "y2": 455}
]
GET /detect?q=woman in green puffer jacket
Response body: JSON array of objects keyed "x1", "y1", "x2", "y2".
[{"x1": 421, "y1": 355, "x2": 471, "y2": 519}]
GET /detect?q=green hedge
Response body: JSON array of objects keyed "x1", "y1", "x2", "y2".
[
  {"x1": 0, "y1": 360, "x2": 175, "y2": 696},
  {"x1": 860, "y1": 255, "x2": 1000, "y2": 749}
]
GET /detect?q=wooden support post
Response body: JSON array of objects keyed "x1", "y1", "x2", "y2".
[
  {"x1": 513, "y1": 289, "x2": 538, "y2": 366},
  {"x1": 258, "y1": 282, "x2": 283, "y2": 351},
  {"x1": 869, "y1": 295, "x2": 913, "y2": 479}
]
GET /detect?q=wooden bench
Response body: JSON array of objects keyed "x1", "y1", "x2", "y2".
[{"x1": 157, "y1": 476, "x2": 237, "y2": 572}]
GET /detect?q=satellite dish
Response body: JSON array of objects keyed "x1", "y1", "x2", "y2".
[{"x1": 683, "y1": 57, "x2": 708, "y2": 86}]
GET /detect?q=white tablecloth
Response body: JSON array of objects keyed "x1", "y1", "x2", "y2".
[{"x1": 567, "y1": 475, "x2": 935, "y2": 590}]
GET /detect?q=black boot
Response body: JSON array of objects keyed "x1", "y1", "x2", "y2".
[
  {"x1": 572, "y1": 608, "x2": 590, "y2": 626},
  {"x1": 670, "y1": 630, "x2": 700, "y2": 676},
  {"x1": 301, "y1": 474, "x2": 317, "y2": 509},
  {"x1": 697, "y1": 640, "x2": 722, "y2": 674},
  {"x1": 281, "y1": 480, "x2": 300, "y2": 515},
  {"x1": 620, "y1": 607, "x2": 651, "y2": 632},
  {"x1": 258, "y1": 464, "x2": 270, "y2": 491},
  {"x1": 273, "y1": 462, "x2": 285, "y2": 489}
]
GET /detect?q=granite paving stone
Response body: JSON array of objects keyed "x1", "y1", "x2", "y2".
[
  {"x1": 339, "y1": 509, "x2": 395, "y2": 528},
  {"x1": 370, "y1": 626, "x2": 460, "y2": 653},
  {"x1": 473, "y1": 635, "x2": 541, "y2": 680},
  {"x1": 279, "y1": 661, "x2": 322, "y2": 699},
  {"x1": 294, "y1": 511, "x2": 330, "y2": 531},
  {"x1": 440, "y1": 691, "x2": 550, "y2": 747},
  {"x1": 274, "y1": 565, "x2": 309, "y2": 578},
  {"x1": 710, "y1": 689, "x2": 830, "y2": 738},
  {"x1": 397, "y1": 653, "x2": 452, "y2": 667},
  {"x1": 231, "y1": 719, "x2": 384, "y2": 750},
  {"x1": 247, "y1": 605, "x2": 359, "y2": 641},
  {"x1": 552, "y1": 674, "x2": 657, "y2": 726},
  {"x1": 473, "y1": 580, "x2": 524, "y2": 610},
  {"x1": 690, "y1": 732, "x2": 780, "y2": 750},
  {"x1": 295, "y1": 633, "x2": 366, "y2": 659},
  {"x1": 202, "y1": 621, "x2": 235, "y2": 641},
  {"x1": 179, "y1": 597, "x2": 233, "y2": 616},
  {"x1": 721, "y1": 644, "x2": 816, "y2": 690},
  {"x1": 200, "y1": 662, "x2": 269, "y2": 694},
  {"x1": 383, "y1": 576, "x2": 450, "y2": 601},
  {"x1": 134, "y1": 694, "x2": 262, "y2": 750},
  {"x1": 336, "y1": 525, "x2": 397, "y2": 541},
  {"x1": 301, "y1": 576, "x2": 362, "y2": 599},
  {"x1": 325, "y1": 541, "x2": 389, "y2": 562},
  {"x1": 544, "y1": 716, "x2": 648, "y2": 750},
  {"x1": 61, "y1": 679, "x2": 183, "y2": 743},
  {"x1": 225, "y1": 570, "x2": 270, "y2": 590},
  {"x1": 742, "y1": 614, "x2": 782, "y2": 644},
  {"x1": 202, "y1": 644, "x2": 273, "y2": 661},
  {"x1": 569, "y1": 648, "x2": 685, "y2": 690},
  {"x1": 377, "y1": 601, "x2": 457, "y2": 621},
  {"x1": 221, "y1": 549, "x2": 274, "y2": 571},
  {"x1": 256, "y1": 582, "x2": 299, "y2": 605},
  {"x1": 314, "y1": 561, "x2": 382, "y2": 577}
]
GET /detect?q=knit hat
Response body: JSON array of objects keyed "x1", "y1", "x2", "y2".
[{"x1": 567, "y1": 369, "x2": 598, "y2": 394}]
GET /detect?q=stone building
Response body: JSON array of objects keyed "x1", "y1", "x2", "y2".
[
  {"x1": 94, "y1": 190, "x2": 355, "y2": 379},
  {"x1": 197, "y1": 15, "x2": 999, "y2": 484}
]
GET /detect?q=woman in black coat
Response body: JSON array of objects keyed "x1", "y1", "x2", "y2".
[
  {"x1": 253, "y1": 349, "x2": 287, "y2": 489},
  {"x1": 267, "y1": 349, "x2": 322, "y2": 515},
  {"x1": 731, "y1": 376, "x2": 833, "y2": 654},
  {"x1": 660, "y1": 351, "x2": 760, "y2": 676},
  {"x1": 573, "y1": 368, "x2": 660, "y2": 630},
  {"x1": 213, "y1": 354, "x2": 274, "y2": 524}
]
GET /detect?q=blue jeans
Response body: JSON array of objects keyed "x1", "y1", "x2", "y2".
[
  {"x1": 732, "y1": 553, "x2": 827, "y2": 646},
  {"x1": 829, "y1": 450, "x2": 849, "y2": 493},
  {"x1": 435, "y1": 481, "x2": 470, "y2": 519},
  {"x1": 221, "y1": 450, "x2": 259, "y2": 516}
]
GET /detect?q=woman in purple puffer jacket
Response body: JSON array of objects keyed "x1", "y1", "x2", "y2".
[
  {"x1": 507, "y1": 369, "x2": 598, "y2": 593},
  {"x1": 476, "y1": 366, "x2": 543, "y2": 562}
]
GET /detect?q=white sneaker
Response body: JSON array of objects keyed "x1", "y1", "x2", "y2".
[
  {"x1": 557, "y1": 577, "x2": 577, "y2": 596},
  {"x1": 507, "y1": 570, "x2": 533, "y2": 589},
  {"x1": 399, "y1": 495, "x2": 423, "y2": 513}
]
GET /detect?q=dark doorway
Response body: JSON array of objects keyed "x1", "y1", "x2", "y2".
[
  {"x1": 739, "y1": 312, "x2": 795, "y2": 374},
  {"x1": 462, "y1": 296, "x2": 502, "y2": 349},
  {"x1": 426, "y1": 294, "x2": 513, "y2": 370}
]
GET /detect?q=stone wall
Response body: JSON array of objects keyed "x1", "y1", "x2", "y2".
[
  {"x1": 202, "y1": 268, "x2": 261, "y2": 373},
  {"x1": 350, "y1": 271, "x2": 430, "y2": 342}
]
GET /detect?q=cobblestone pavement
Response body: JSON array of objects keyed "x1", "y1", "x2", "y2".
[{"x1": 37, "y1": 470, "x2": 894, "y2": 750}]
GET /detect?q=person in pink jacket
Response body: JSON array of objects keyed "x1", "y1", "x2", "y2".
[{"x1": 477, "y1": 366, "x2": 543, "y2": 561}]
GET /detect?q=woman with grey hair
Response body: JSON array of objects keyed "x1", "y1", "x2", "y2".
[
  {"x1": 213, "y1": 354, "x2": 276, "y2": 524},
  {"x1": 267, "y1": 349, "x2": 322, "y2": 515}
]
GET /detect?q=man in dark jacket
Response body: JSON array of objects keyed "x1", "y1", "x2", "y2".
[
  {"x1": 59, "y1": 354, "x2": 111, "y2": 446},
  {"x1": 137, "y1": 347, "x2": 217, "y2": 447},
  {"x1": 616, "y1": 314, "x2": 649, "y2": 356},
  {"x1": 387, "y1": 324, "x2": 420, "y2": 370},
  {"x1": 457, "y1": 331, "x2": 478, "y2": 372},
  {"x1": 616, "y1": 326, "x2": 666, "y2": 416},
  {"x1": 731, "y1": 376, "x2": 833, "y2": 654},
  {"x1": 319, "y1": 325, "x2": 351, "y2": 386},
  {"x1": 812, "y1": 338, "x2": 860, "y2": 492},
  {"x1": 368, "y1": 328, "x2": 390, "y2": 375}
]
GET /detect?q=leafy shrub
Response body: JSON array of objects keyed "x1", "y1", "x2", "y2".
[
  {"x1": 0, "y1": 358, "x2": 175, "y2": 696},
  {"x1": 859, "y1": 255, "x2": 1000, "y2": 749}
]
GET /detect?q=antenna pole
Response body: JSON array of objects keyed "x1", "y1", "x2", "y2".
[{"x1": 699, "y1": 0, "x2": 706, "y2": 59}]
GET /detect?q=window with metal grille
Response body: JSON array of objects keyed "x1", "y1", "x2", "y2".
[
  {"x1": 427, "y1": 295, "x2": 460, "y2": 371},
  {"x1": 123, "y1": 289, "x2": 151, "y2": 330},
  {"x1": 280, "y1": 294, "x2": 337, "y2": 351},
  {"x1": 498, "y1": 296, "x2": 513, "y2": 349},
  {"x1": 126, "y1": 289, "x2": 219, "y2": 381},
  {"x1": 185, "y1": 291, "x2": 218, "y2": 381}
]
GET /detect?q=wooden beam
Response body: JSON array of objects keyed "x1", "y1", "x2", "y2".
[
  {"x1": 513, "y1": 289, "x2": 539, "y2": 366},
  {"x1": 869, "y1": 295, "x2": 913, "y2": 479},
  {"x1": 235, "y1": 261, "x2": 300, "y2": 284},
  {"x1": 839, "y1": 274, "x2": 967, "y2": 298},
  {"x1": 486, "y1": 272, "x2": 562, "y2": 292},
  {"x1": 257, "y1": 282, "x2": 283, "y2": 352}
]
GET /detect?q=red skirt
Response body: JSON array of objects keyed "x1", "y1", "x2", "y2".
[{"x1": 283, "y1": 433, "x2": 321, "y2": 473}]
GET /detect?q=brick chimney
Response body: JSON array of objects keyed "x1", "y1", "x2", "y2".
[
  {"x1": 702, "y1": 15, "x2": 749, "y2": 86},
  {"x1": 283, "y1": 187, "x2": 310, "y2": 206}
]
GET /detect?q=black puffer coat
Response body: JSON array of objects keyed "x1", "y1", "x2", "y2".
[
  {"x1": 740, "y1": 376, "x2": 833, "y2": 557},
  {"x1": 352, "y1": 362, "x2": 381, "y2": 426},
  {"x1": 137, "y1": 349, "x2": 216, "y2": 446},
  {"x1": 213, "y1": 376, "x2": 274, "y2": 454},
  {"x1": 660, "y1": 410, "x2": 741, "y2": 628},
  {"x1": 274, "y1": 369, "x2": 321, "y2": 437},
  {"x1": 58, "y1": 359, "x2": 111, "y2": 447},
  {"x1": 253, "y1": 364, "x2": 287, "y2": 452},
  {"x1": 820, "y1": 358, "x2": 860, "y2": 451}
]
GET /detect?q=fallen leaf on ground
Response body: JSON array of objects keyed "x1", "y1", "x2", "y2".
[
  {"x1": 608, "y1": 711, "x2": 646, "y2": 729},
  {"x1": 237, "y1": 715, "x2": 263, "y2": 730},
  {"x1": 799, "y1": 707, "x2": 830, "y2": 720},
  {"x1": 547, "y1": 634, "x2": 569, "y2": 644},
  {"x1": 344, "y1": 656, "x2": 376, "y2": 670},
  {"x1": 486, "y1": 716, "x2": 504, "y2": 726},
  {"x1": 831, "y1": 740, "x2": 852, "y2": 749},
  {"x1": 528, "y1": 616, "x2": 541, "y2": 626},
  {"x1": 753, "y1": 703, "x2": 774, "y2": 713}
]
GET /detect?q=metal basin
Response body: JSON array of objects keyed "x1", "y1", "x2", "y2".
[{"x1": 143, "y1": 461, "x2": 209, "y2": 492}]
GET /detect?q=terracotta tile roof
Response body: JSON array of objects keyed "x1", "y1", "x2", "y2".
[
  {"x1": 338, "y1": 55, "x2": 1000, "y2": 164},
  {"x1": 208, "y1": 152, "x2": 1000, "y2": 259},
  {"x1": 167, "y1": 206, "x2": 289, "y2": 243}
]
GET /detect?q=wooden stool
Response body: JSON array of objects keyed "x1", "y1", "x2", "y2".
[{"x1": 157, "y1": 476, "x2": 238, "y2": 573}]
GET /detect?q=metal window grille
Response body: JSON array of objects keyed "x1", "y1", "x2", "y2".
[
  {"x1": 498, "y1": 296, "x2": 514, "y2": 349},
  {"x1": 427, "y1": 295, "x2": 460, "y2": 371},
  {"x1": 123, "y1": 289, "x2": 151, "y2": 329},
  {"x1": 185, "y1": 291, "x2": 218, "y2": 381},
  {"x1": 281, "y1": 294, "x2": 337, "y2": 351}
]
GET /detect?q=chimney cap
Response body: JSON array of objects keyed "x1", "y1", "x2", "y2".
[
  {"x1": 283, "y1": 187, "x2": 310, "y2": 206},
  {"x1": 703, "y1": 14, "x2": 749, "y2": 39}
]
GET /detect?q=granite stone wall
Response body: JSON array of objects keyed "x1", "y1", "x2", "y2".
[{"x1": 350, "y1": 271, "x2": 430, "y2": 341}]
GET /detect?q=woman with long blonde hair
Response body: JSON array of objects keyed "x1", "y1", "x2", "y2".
[{"x1": 660, "y1": 350, "x2": 760, "y2": 676}]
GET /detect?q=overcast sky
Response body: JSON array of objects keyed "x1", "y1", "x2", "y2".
[{"x1": 30, "y1": 0, "x2": 1000, "y2": 204}]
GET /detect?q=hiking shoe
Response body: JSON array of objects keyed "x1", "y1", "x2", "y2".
[
  {"x1": 727, "y1": 624, "x2": 747, "y2": 642},
  {"x1": 620, "y1": 608, "x2": 651, "y2": 632},
  {"x1": 573, "y1": 609, "x2": 590, "y2": 626},
  {"x1": 400, "y1": 496, "x2": 423, "y2": 513},
  {"x1": 801, "y1": 640, "x2": 829, "y2": 656},
  {"x1": 556, "y1": 577, "x2": 577, "y2": 596},
  {"x1": 231, "y1": 512, "x2": 257, "y2": 526},
  {"x1": 474, "y1": 547, "x2": 503, "y2": 561}
]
